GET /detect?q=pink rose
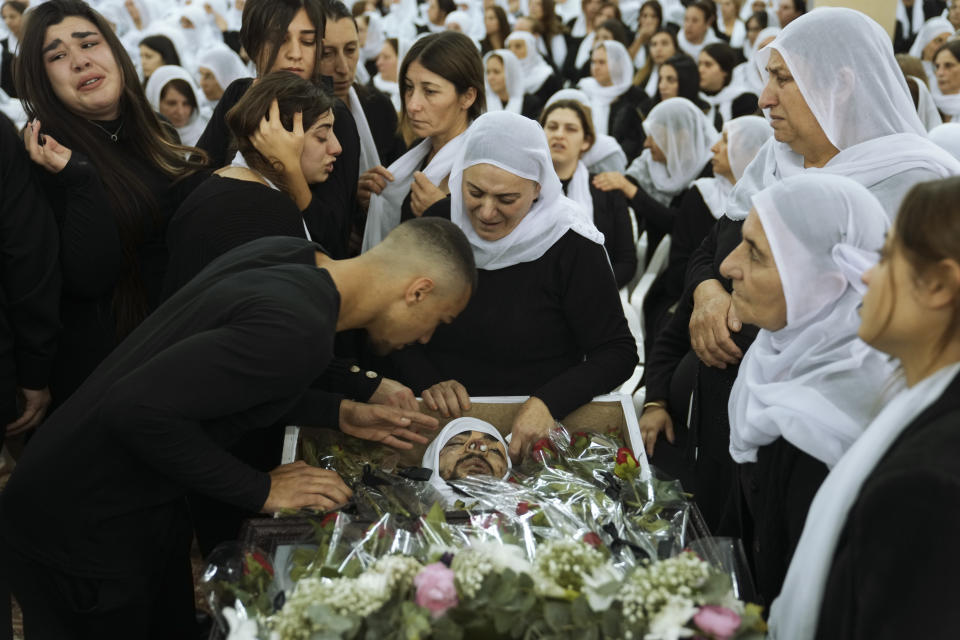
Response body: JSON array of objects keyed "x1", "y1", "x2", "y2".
[
  {"x1": 414, "y1": 562, "x2": 459, "y2": 618},
  {"x1": 693, "y1": 606, "x2": 741, "y2": 640}
]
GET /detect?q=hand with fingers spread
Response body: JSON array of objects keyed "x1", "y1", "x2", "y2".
[
  {"x1": 592, "y1": 171, "x2": 638, "y2": 199},
  {"x1": 338, "y1": 399, "x2": 439, "y2": 449},
  {"x1": 358, "y1": 165, "x2": 394, "y2": 210},
  {"x1": 368, "y1": 376, "x2": 419, "y2": 412},
  {"x1": 250, "y1": 99, "x2": 311, "y2": 208},
  {"x1": 5, "y1": 387, "x2": 52, "y2": 436},
  {"x1": 689, "y1": 279, "x2": 743, "y2": 368},
  {"x1": 508, "y1": 396, "x2": 554, "y2": 463},
  {"x1": 422, "y1": 379, "x2": 471, "y2": 418},
  {"x1": 261, "y1": 461, "x2": 353, "y2": 513},
  {"x1": 410, "y1": 171, "x2": 446, "y2": 216},
  {"x1": 24, "y1": 120, "x2": 72, "y2": 174},
  {"x1": 639, "y1": 403, "x2": 674, "y2": 456}
]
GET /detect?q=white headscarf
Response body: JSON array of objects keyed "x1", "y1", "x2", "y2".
[
  {"x1": 174, "y1": 6, "x2": 224, "y2": 50},
  {"x1": 768, "y1": 360, "x2": 960, "y2": 640},
  {"x1": 483, "y1": 50, "x2": 525, "y2": 114},
  {"x1": 422, "y1": 417, "x2": 512, "y2": 505},
  {"x1": 728, "y1": 174, "x2": 896, "y2": 469},
  {"x1": 908, "y1": 16, "x2": 953, "y2": 60},
  {"x1": 505, "y1": 31, "x2": 553, "y2": 94},
  {"x1": 727, "y1": 8, "x2": 960, "y2": 222},
  {"x1": 624, "y1": 97, "x2": 719, "y2": 206},
  {"x1": 144, "y1": 65, "x2": 209, "y2": 147},
  {"x1": 448, "y1": 111, "x2": 604, "y2": 270},
  {"x1": 929, "y1": 122, "x2": 960, "y2": 160},
  {"x1": 444, "y1": 10, "x2": 474, "y2": 36},
  {"x1": 194, "y1": 44, "x2": 249, "y2": 100},
  {"x1": 576, "y1": 40, "x2": 634, "y2": 137},
  {"x1": 545, "y1": 89, "x2": 628, "y2": 173},
  {"x1": 911, "y1": 76, "x2": 943, "y2": 131},
  {"x1": 362, "y1": 11, "x2": 387, "y2": 63},
  {"x1": 933, "y1": 78, "x2": 960, "y2": 119},
  {"x1": 694, "y1": 115, "x2": 773, "y2": 219},
  {"x1": 677, "y1": 25, "x2": 719, "y2": 61}
]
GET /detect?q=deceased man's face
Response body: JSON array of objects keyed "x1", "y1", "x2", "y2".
[{"x1": 437, "y1": 430, "x2": 508, "y2": 480}]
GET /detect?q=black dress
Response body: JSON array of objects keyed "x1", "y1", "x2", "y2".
[
  {"x1": 560, "y1": 176, "x2": 637, "y2": 288},
  {"x1": 392, "y1": 198, "x2": 638, "y2": 419},
  {"x1": 0, "y1": 115, "x2": 60, "y2": 449},
  {"x1": 610, "y1": 86, "x2": 648, "y2": 162},
  {"x1": 36, "y1": 122, "x2": 207, "y2": 407},
  {"x1": 0, "y1": 237, "x2": 367, "y2": 638},
  {"x1": 195, "y1": 77, "x2": 361, "y2": 258},
  {"x1": 625, "y1": 162, "x2": 713, "y2": 253},
  {"x1": 816, "y1": 370, "x2": 960, "y2": 639}
]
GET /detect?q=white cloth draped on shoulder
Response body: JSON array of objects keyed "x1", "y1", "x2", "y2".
[
  {"x1": 483, "y1": 49, "x2": 526, "y2": 114},
  {"x1": 717, "y1": 15, "x2": 746, "y2": 48},
  {"x1": 361, "y1": 130, "x2": 469, "y2": 252},
  {"x1": 143, "y1": 64, "x2": 209, "y2": 146},
  {"x1": 726, "y1": 8, "x2": 960, "y2": 222},
  {"x1": 505, "y1": 31, "x2": 554, "y2": 94},
  {"x1": 694, "y1": 115, "x2": 772, "y2": 219},
  {"x1": 348, "y1": 86, "x2": 381, "y2": 176},
  {"x1": 448, "y1": 111, "x2": 604, "y2": 270},
  {"x1": 677, "y1": 28, "x2": 719, "y2": 61},
  {"x1": 769, "y1": 360, "x2": 960, "y2": 640},
  {"x1": 564, "y1": 161, "x2": 594, "y2": 223},
  {"x1": 728, "y1": 174, "x2": 897, "y2": 468},
  {"x1": 576, "y1": 41, "x2": 634, "y2": 137},
  {"x1": 423, "y1": 417, "x2": 512, "y2": 506},
  {"x1": 624, "y1": 97, "x2": 719, "y2": 206},
  {"x1": 912, "y1": 76, "x2": 943, "y2": 130},
  {"x1": 933, "y1": 86, "x2": 960, "y2": 121}
]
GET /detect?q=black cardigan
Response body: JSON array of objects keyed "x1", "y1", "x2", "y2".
[
  {"x1": 815, "y1": 369, "x2": 960, "y2": 639},
  {"x1": 391, "y1": 198, "x2": 638, "y2": 419}
]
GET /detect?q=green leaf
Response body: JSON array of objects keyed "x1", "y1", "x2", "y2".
[
  {"x1": 426, "y1": 501, "x2": 447, "y2": 526},
  {"x1": 544, "y1": 601, "x2": 571, "y2": 630}
]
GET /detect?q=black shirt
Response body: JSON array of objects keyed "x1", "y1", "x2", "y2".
[
  {"x1": 0, "y1": 237, "x2": 350, "y2": 579},
  {"x1": 392, "y1": 199, "x2": 638, "y2": 419}
]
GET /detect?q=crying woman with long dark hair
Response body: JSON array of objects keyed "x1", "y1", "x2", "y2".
[{"x1": 15, "y1": 0, "x2": 208, "y2": 406}]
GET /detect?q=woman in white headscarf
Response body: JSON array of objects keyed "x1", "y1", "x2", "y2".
[
  {"x1": 545, "y1": 89, "x2": 627, "y2": 173},
  {"x1": 576, "y1": 40, "x2": 637, "y2": 139},
  {"x1": 144, "y1": 65, "x2": 210, "y2": 146},
  {"x1": 195, "y1": 44, "x2": 250, "y2": 106},
  {"x1": 422, "y1": 417, "x2": 512, "y2": 506},
  {"x1": 932, "y1": 39, "x2": 960, "y2": 121},
  {"x1": 593, "y1": 97, "x2": 719, "y2": 250},
  {"x1": 908, "y1": 73, "x2": 943, "y2": 130},
  {"x1": 677, "y1": 1, "x2": 720, "y2": 61},
  {"x1": 771, "y1": 176, "x2": 960, "y2": 640},
  {"x1": 505, "y1": 30, "x2": 561, "y2": 106},
  {"x1": 908, "y1": 16, "x2": 953, "y2": 90},
  {"x1": 392, "y1": 111, "x2": 638, "y2": 462},
  {"x1": 721, "y1": 172, "x2": 896, "y2": 609},
  {"x1": 372, "y1": 37, "x2": 402, "y2": 112},
  {"x1": 483, "y1": 49, "x2": 541, "y2": 119}
]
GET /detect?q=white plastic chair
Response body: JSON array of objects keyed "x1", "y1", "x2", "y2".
[
  {"x1": 623, "y1": 230, "x2": 648, "y2": 300},
  {"x1": 632, "y1": 386, "x2": 646, "y2": 418},
  {"x1": 629, "y1": 235, "x2": 672, "y2": 323}
]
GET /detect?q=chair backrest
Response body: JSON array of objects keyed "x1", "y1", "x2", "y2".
[
  {"x1": 624, "y1": 230, "x2": 649, "y2": 298},
  {"x1": 629, "y1": 235, "x2": 672, "y2": 308}
]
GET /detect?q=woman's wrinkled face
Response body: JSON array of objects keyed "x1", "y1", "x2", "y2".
[
  {"x1": 545, "y1": 107, "x2": 591, "y2": 169},
  {"x1": 46, "y1": 17, "x2": 123, "y2": 120},
  {"x1": 507, "y1": 37, "x2": 527, "y2": 60},
  {"x1": 935, "y1": 48, "x2": 960, "y2": 96},
  {"x1": 299, "y1": 110, "x2": 342, "y2": 183},
  {"x1": 591, "y1": 45, "x2": 612, "y2": 86},
  {"x1": 683, "y1": 6, "x2": 709, "y2": 44},
  {"x1": 658, "y1": 63, "x2": 678, "y2": 99},
  {"x1": 376, "y1": 41, "x2": 398, "y2": 81},
  {"x1": 197, "y1": 66, "x2": 224, "y2": 101},
  {"x1": 758, "y1": 49, "x2": 831, "y2": 160},
  {"x1": 719, "y1": 210, "x2": 788, "y2": 331},
  {"x1": 403, "y1": 60, "x2": 475, "y2": 139},
  {"x1": 1, "y1": 5, "x2": 23, "y2": 38},
  {"x1": 159, "y1": 84, "x2": 193, "y2": 128},
  {"x1": 486, "y1": 55, "x2": 506, "y2": 95},
  {"x1": 649, "y1": 32, "x2": 675, "y2": 65},
  {"x1": 262, "y1": 8, "x2": 317, "y2": 79},
  {"x1": 711, "y1": 127, "x2": 733, "y2": 179},
  {"x1": 923, "y1": 31, "x2": 951, "y2": 61},
  {"x1": 139, "y1": 44, "x2": 164, "y2": 78},
  {"x1": 437, "y1": 430, "x2": 508, "y2": 480},
  {"x1": 463, "y1": 163, "x2": 541, "y2": 241},
  {"x1": 698, "y1": 50, "x2": 726, "y2": 93}
]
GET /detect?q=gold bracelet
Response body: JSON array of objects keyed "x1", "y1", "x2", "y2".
[{"x1": 643, "y1": 401, "x2": 667, "y2": 411}]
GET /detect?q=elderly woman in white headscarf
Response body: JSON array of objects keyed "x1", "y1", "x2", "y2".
[
  {"x1": 422, "y1": 417, "x2": 512, "y2": 505},
  {"x1": 195, "y1": 44, "x2": 250, "y2": 106},
  {"x1": 720, "y1": 172, "x2": 896, "y2": 608},
  {"x1": 593, "y1": 97, "x2": 718, "y2": 250},
  {"x1": 144, "y1": 65, "x2": 210, "y2": 146},
  {"x1": 483, "y1": 49, "x2": 542, "y2": 119},
  {"x1": 908, "y1": 16, "x2": 954, "y2": 90},
  {"x1": 505, "y1": 30, "x2": 561, "y2": 106},
  {"x1": 576, "y1": 40, "x2": 645, "y2": 161},
  {"x1": 392, "y1": 111, "x2": 638, "y2": 462}
]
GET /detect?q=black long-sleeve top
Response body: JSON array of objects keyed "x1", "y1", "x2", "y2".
[
  {"x1": 36, "y1": 123, "x2": 207, "y2": 407},
  {"x1": 625, "y1": 162, "x2": 713, "y2": 254},
  {"x1": 561, "y1": 176, "x2": 637, "y2": 288},
  {"x1": 391, "y1": 198, "x2": 638, "y2": 419},
  {"x1": 196, "y1": 77, "x2": 361, "y2": 258},
  {"x1": 610, "y1": 87, "x2": 648, "y2": 163},
  {"x1": 533, "y1": 73, "x2": 564, "y2": 113},
  {"x1": 0, "y1": 115, "x2": 60, "y2": 426},
  {"x1": 0, "y1": 237, "x2": 368, "y2": 580}
]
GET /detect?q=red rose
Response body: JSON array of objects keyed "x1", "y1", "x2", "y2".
[
  {"x1": 582, "y1": 532, "x2": 603, "y2": 548},
  {"x1": 320, "y1": 512, "x2": 338, "y2": 528}
]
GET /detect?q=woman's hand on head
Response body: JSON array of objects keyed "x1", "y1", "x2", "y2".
[
  {"x1": 357, "y1": 165, "x2": 394, "y2": 211},
  {"x1": 422, "y1": 380, "x2": 471, "y2": 418},
  {"x1": 24, "y1": 120, "x2": 71, "y2": 174},
  {"x1": 250, "y1": 99, "x2": 305, "y2": 176},
  {"x1": 410, "y1": 171, "x2": 446, "y2": 216},
  {"x1": 508, "y1": 396, "x2": 554, "y2": 463}
]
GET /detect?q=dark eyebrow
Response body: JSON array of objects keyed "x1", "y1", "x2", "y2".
[
  {"x1": 43, "y1": 31, "x2": 99, "y2": 55},
  {"x1": 73, "y1": 31, "x2": 98, "y2": 38},
  {"x1": 42, "y1": 38, "x2": 63, "y2": 54},
  {"x1": 297, "y1": 29, "x2": 317, "y2": 35}
]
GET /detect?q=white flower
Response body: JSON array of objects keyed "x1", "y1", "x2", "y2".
[
  {"x1": 223, "y1": 606, "x2": 260, "y2": 640},
  {"x1": 582, "y1": 563, "x2": 624, "y2": 612},
  {"x1": 643, "y1": 596, "x2": 697, "y2": 640}
]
